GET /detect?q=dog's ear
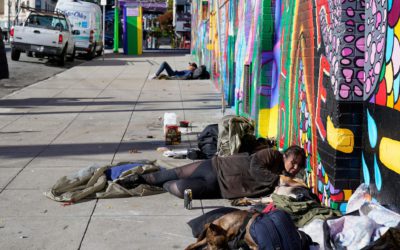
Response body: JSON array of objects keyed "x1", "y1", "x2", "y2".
[
  {"x1": 207, "y1": 223, "x2": 228, "y2": 248},
  {"x1": 185, "y1": 224, "x2": 209, "y2": 250}
]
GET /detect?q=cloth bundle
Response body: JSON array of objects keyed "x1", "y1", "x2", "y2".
[{"x1": 44, "y1": 160, "x2": 165, "y2": 203}]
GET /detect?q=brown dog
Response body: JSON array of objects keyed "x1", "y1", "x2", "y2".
[{"x1": 185, "y1": 210, "x2": 259, "y2": 250}]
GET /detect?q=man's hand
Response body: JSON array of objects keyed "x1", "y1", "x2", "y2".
[{"x1": 279, "y1": 175, "x2": 308, "y2": 188}]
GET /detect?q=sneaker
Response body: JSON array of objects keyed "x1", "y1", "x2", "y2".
[{"x1": 148, "y1": 74, "x2": 157, "y2": 80}]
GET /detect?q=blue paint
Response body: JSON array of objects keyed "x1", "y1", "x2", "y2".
[
  {"x1": 318, "y1": 180, "x2": 323, "y2": 193},
  {"x1": 367, "y1": 109, "x2": 378, "y2": 148},
  {"x1": 374, "y1": 155, "x2": 382, "y2": 191},
  {"x1": 362, "y1": 153, "x2": 370, "y2": 186},
  {"x1": 386, "y1": 27, "x2": 394, "y2": 63},
  {"x1": 320, "y1": 164, "x2": 326, "y2": 176},
  {"x1": 394, "y1": 75, "x2": 400, "y2": 103},
  {"x1": 388, "y1": 0, "x2": 393, "y2": 11},
  {"x1": 339, "y1": 203, "x2": 347, "y2": 213}
]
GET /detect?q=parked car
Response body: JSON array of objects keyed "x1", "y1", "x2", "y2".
[
  {"x1": 56, "y1": 0, "x2": 103, "y2": 59},
  {"x1": 10, "y1": 7, "x2": 76, "y2": 66},
  {"x1": 0, "y1": 27, "x2": 9, "y2": 79}
]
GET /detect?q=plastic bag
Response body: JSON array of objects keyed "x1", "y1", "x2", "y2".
[{"x1": 346, "y1": 183, "x2": 372, "y2": 214}]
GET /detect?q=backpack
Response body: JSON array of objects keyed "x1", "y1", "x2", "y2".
[
  {"x1": 250, "y1": 210, "x2": 312, "y2": 250},
  {"x1": 199, "y1": 65, "x2": 210, "y2": 79},
  {"x1": 192, "y1": 65, "x2": 210, "y2": 80},
  {"x1": 217, "y1": 115, "x2": 255, "y2": 156},
  {"x1": 196, "y1": 124, "x2": 219, "y2": 159}
]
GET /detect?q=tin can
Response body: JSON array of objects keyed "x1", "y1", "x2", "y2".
[{"x1": 184, "y1": 189, "x2": 192, "y2": 210}]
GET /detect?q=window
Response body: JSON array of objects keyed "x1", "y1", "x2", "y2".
[
  {"x1": 201, "y1": 1, "x2": 208, "y2": 20},
  {"x1": 243, "y1": 64, "x2": 251, "y2": 114}
]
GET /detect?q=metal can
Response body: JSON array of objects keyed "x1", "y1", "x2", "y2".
[{"x1": 183, "y1": 189, "x2": 192, "y2": 210}]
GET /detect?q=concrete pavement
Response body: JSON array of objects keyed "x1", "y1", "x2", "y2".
[{"x1": 0, "y1": 52, "x2": 233, "y2": 250}]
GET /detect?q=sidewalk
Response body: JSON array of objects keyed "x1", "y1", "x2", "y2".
[{"x1": 0, "y1": 52, "x2": 232, "y2": 250}]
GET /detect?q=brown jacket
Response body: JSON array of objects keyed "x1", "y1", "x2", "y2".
[{"x1": 212, "y1": 148, "x2": 284, "y2": 199}]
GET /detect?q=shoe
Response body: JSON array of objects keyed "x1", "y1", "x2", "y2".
[
  {"x1": 187, "y1": 148, "x2": 202, "y2": 160},
  {"x1": 148, "y1": 74, "x2": 157, "y2": 80},
  {"x1": 117, "y1": 174, "x2": 143, "y2": 189}
]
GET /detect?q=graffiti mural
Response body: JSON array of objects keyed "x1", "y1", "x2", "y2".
[
  {"x1": 191, "y1": 0, "x2": 400, "y2": 211},
  {"x1": 257, "y1": 0, "x2": 280, "y2": 138},
  {"x1": 363, "y1": 0, "x2": 400, "y2": 211},
  {"x1": 277, "y1": 0, "x2": 368, "y2": 212}
]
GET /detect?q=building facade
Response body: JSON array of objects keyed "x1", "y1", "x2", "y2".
[
  {"x1": 173, "y1": 0, "x2": 191, "y2": 48},
  {"x1": 192, "y1": 0, "x2": 400, "y2": 213},
  {"x1": 0, "y1": 0, "x2": 56, "y2": 34}
]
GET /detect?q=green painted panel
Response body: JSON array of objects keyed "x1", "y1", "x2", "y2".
[
  {"x1": 114, "y1": 8, "x2": 120, "y2": 52},
  {"x1": 126, "y1": 16, "x2": 138, "y2": 55}
]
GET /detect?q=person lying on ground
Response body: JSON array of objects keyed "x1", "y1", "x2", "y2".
[
  {"x1": 149, "y1": 61, "x2": 197, "y2": 80},
  {"x1": 117, "y1": 145, "x2": 307, "y2": 199}
]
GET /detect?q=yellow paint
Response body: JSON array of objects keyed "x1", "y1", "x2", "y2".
[
  {"x1": 388, "y1": 91, "x2": 394, "y2": 108},
  {"x1": 258, "y1": 106, "x2": 278, "y2": 138},
  {"x1": 137, "y1": 7, "x2": 142, "y2": 55},
  {"x1": 344, "y1": 189, "x2": 352, "y2": 200},
  {"x1": 269, "y1": 106, "x2": 278, "y2": 137},
  {"x1": 379, "y1": 137, "x2": 400, "y2": 174},
  {"x1": 258, "y1": 109, "x2": 269, "y2": 137},
  {"x1": 394, "y1": 21, "x2": 400, "y2": 38},
  {"x1": 326, "y1": 116, "x2": 354, "y2": 153},
  {"x1": 324, "y1": 174, "x2": 328, "y2": 184},
  {"x1": 385, "y1": 62, "x2": 393, "y2": 94}
]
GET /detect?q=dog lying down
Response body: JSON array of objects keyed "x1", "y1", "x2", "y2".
[
  {"x1": 185, "y1": 209, "x2": 311, "y2": 250},
  {"x1": 185, "y1": 210, "x2": 259, "y2": 250},
  {"x1": 231, "y1": 175, "x2": 315, "y2": 207},
  {"x1": 186, "y1": 180, "x2": 314, "y2": 249},
  {"x1": 232, "y1": 185, "x2": 315, "y2": 206}
]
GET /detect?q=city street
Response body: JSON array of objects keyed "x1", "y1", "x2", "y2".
[
  {"x1": 0, "y1": 52, "x2": 232, "y2": 250},
  {"x1": 0, "y1": 44, "x2": 87, "y2": 98}
]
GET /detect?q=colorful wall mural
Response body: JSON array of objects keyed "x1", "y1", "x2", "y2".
[
  {"x1": 277, "y1": 0, "x2": 364, "y2": 212},
  {"x1": 363, "y1": 0, "x2": 400, "y2": 211},
  {"x1": 191, "y1": 0, "x2": 400, "y2": 212}
]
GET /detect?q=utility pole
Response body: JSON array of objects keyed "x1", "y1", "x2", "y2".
[
  {"x1": 101, "y1": 0, "x2": 106, "y2": 60},
  {"x1": 8, "y1": 0, "x2": 11, "y2": 39},
  {"x1": 15, "y1": 0, "x2": 20, "y2": 25}
]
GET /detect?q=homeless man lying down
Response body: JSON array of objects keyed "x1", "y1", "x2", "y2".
[{"x1": 117, "y1": 145, "x2": 307, "y2": 199}]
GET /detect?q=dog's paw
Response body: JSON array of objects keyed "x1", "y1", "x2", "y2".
[
  {"x1": 279, "y1": 175, "x2": 308, "y2": 188},
  {"x1": 231, "y1": 198, "x2": 252, "y2": 206}
]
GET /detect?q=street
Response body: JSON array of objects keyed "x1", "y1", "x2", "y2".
[
  {"x1": 0, "y1": 52, "x2": 229, "y2": 250},
  {"x1": 0, "y1": 44, "x2": 86, "y2": 98}
]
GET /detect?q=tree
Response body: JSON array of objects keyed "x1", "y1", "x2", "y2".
[{"x1": 157, "y1": 11, "x2": 175, "y2": 47}]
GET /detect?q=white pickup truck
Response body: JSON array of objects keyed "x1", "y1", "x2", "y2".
[{"x1": 10, "y1": 8, "x2": 76, "y2": 66}]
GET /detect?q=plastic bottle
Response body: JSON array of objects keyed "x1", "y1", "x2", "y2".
[{"x1": 163, "y1": 112, "x2": 177, "y2": 134}]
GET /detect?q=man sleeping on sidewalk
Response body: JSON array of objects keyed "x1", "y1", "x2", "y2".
[
  {"x1": 117, "y1": 145, "x2": 308, "y2": 200},
  {"x1": 149, "y1": 61, "x2": 210, "y2": 80},
  {"x1": 45, "y1": 145, "x2": 308, "y2": 203}
]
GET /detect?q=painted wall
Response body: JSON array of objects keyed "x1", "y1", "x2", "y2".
[
  {"x1": 123, "y1": 5, "x2": 143, "y2": 55},
  {"x1": 278, "y1": 0, "x2": 365, "y2": 211},
  {"x1": 191, "y1": 0, "x2": 400, "y2": 212},
  {"x1": 363, "y1": 0, "x2": 400, "y2": 211}
]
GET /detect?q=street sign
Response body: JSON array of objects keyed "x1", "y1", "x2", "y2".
[{"x1": 101, "y1": 0, "x2": 107, "y2": 6}]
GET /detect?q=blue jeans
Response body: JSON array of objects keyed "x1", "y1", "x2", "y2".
[{"x1": 156, "y1": 61, "x2": 176, "y2": 76}]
